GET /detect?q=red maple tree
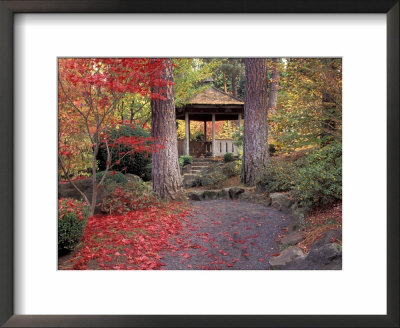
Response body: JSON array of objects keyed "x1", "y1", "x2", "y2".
[{"x1": 58, "y1": 58, "x2": 170, "y2": 216}]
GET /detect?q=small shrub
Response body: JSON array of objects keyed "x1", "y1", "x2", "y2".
[
  {"x1": 58, "y1": 198, "x2": 89, "y2": 252},
  {"x1": 268, "y1": 144, "x2": 277, "y2": 155},
  {"x1": 256, "y1": 159, "x2": 297, "y2": 193},
  {"x1": 223, "y1": 152, "x2": 234, "y2": 163},
  {"x1": 96, "y1": 171, "x2": 127, "y2": 185},
  {"x1": 222, "y1": 161, "x2": 241, "y2": 178},
  {"x1": 293, "y1": 142, "x2": 342, "y2": 210},
  {"x1": 195, "y1": 167, "x2": 226, "y2": 189},
  {"x1": 101, "y1": 180, "x2": 157, "y2": 215},
  {"x1": 180, "y1": 155, "x2": 193, "y2": 166}
]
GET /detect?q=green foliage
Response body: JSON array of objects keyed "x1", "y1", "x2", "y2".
[
  {"x1": 96, "y1": 171, "x2": 127, "y2": 185},
  {"x1": 97, "y1": 124, "x2": 152, "y2": 180},
  {"x1": 143, "y1": 162, "x2": 152, "y2": 181},
  {"x1": 256, "y1": 159, "x2": 297, "y2": 193},
  {"x1": 173, "y1": 58, "x2": 220, "y2": 107},
  {"x1": 222, "y1": 161, "x2": 241, "y2": 178},
  {"x1": 293, "y1": 142, "x2": 342, "y2": 210},
  {"x1": 233, "y1": 126, "x2": 244, "y2": 148},
  {"x1": 58, "y1": 198, "x2": 89, "y2": 252},
  {"x1": 195, "y1": 164, "x2": 226, "y2": 189},
  {"x1": 213, "y1": 58, "x2": 245, "y2": 99},
  {"x1": 180, "y1": 155, "x2": 193, "y2": 166},
  {"x1": 256, "y1": 142, "x2": 341, "y2": 211},
  {"x1": 223, "y1": 152, "x2": 234, "y2": 163},
  {"x1": 101, "y1": 180, "x2": 157, "y2": 215},
  {"x1": 195, "y1": 161, "x2": 240, "y2": 188},
  {"x1": 269, "y1": 58, "x2": 342, "y2": 153}
]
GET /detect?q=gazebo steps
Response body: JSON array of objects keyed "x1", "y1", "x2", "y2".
[
  {"x1": 191, "y1": 164, "x2": 209, "y2": 169},
  {"x1": 192, "y1": 158, "x2": 215, "y2": 163},
  {"x1": 191, "y1": 171, "x2": 201, "y2": 175}
]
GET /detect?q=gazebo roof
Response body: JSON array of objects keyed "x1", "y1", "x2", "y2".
[
  {"x1": 189, "y1": 86, "x2": 243, "y2": 106},
  {"x1": 176, "y1": 86, "x2": 244, "y2": 122}
]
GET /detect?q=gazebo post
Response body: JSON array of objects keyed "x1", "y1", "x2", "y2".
[
  {"x1": 212, "y1": 113, "x2": 216, "y2": 157},
  {"x1": 238, "y1": 113, "x2": 242, "y2": 128},
  {"x1": 185, "y1": 112, "x2": 189, "y2": 155}
]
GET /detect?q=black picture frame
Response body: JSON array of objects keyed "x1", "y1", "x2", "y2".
[{"x1": 0, "y1": 1, "x2": 398, "y2": 327}]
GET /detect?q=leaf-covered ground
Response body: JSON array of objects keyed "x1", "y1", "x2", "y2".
[
  {"x1": 59, "y1": 200, "x2": 292, "y2": 270},
  {"x1": 160, "y1": 200, "x2": 291, "y2": 269},
  {"x1": 298, "y1": 202, "x2": 342, "y2": 252}
]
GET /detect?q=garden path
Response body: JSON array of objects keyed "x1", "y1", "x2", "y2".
[{"x1": 159, "y1": 200, "x2": 291, "y2": 270}]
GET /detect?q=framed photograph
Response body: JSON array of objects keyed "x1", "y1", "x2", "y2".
[{"x1": 1, "y1": 1, "x2": 398, "y2": 327}]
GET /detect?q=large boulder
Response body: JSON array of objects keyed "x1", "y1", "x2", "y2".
[
  {"x1": 264, "y1": 196, "x2": 272, "y2": 206},
  {"x1": 307, "y1": 243, "x2": 342, "y2": 266},
  {"x1": 287, "y1": 215, "x2": 305, "y2": 233},
  {"x1": 204, "y1": 190, "x2": 218, "y2": 200},
  {"x1": 217, "y1": 188, "x2": 230, "y2": 200},
  {"x1": 282, "y1": 243, "x2": 342, "y2": 270},
  {"x1": 312, "y1": 229, "x2": 342, "y2": 249},
  {"x1": 188, "y1": 190, "x2": 204, "y2": 201},
  {"x1": 280, "y1": 231, "x2": 305, "y2": 245},
  {"x1": 229, "y1": 187, "x2": 245, "y2": 200},
  {"x1": 182, "y1": 174, "x2": 197, "y2": 188},
  {"x1": 270, "y1": 192, "x2": 294, "y2": 213},
  {"x1": 238, "y1": 187, "x2": 256, "y2": 201},
  {"x1": 125, "y1": 173, "x2": 142, "y2": 183},
  {"x1": 58, "y1": 178, "x2": 108, "y2": 214},
  {"x1": 269, "y1": 246, "x2": 306, "y2": 269},
  {"x1": 58, "y1": 178, "x2": 107, "y2": 204}
]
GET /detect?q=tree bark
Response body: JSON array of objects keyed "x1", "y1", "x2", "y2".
[
  {"x1": 151, "y1": 58, "x2": 183, "y2": 200},
  {"x1": 242, "y1": 58, "x2": 269, "y2": 186},
  {"x1": 267, "y1": 58, "x2": 280, "y2": 112},
  {"x1": 232, "y1": 74, "x2": 238, "y2": 98},
  {"x1": 223, "y1": 72, "x2": 227, "y2": 93}
]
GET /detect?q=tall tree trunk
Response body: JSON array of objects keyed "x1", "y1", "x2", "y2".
[
  {"x1": 267, "y1": 58, "x2": 280, "y2": 112},
  {"x1": 232, "y1": 74, "x2": 238, "y2": 98},
  {"x1": 241, "y1": 58, "x2": 269, "y2": 186},
  {"x1": 223, "y1": 72, "x2": 227, "y2": 93},
  {"x1": 151, "y1": 58, "x2": 183, "y2": 200}
]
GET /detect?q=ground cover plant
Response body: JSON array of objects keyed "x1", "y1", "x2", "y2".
[{"x1": 58, "y1": 198, "x2": 89, "y2": 252}]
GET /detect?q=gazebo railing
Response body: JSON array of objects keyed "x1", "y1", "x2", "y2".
[{"x1": 177, "y1": 139, "x2": 238, "y2": 157}]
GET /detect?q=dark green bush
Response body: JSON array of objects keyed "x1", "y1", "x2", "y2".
[
  {"x1": 143, "y1": 162, "x2": 152, "y2": 181},
  {"x1": 97, "y1": 124, "x2": 152, "y2": 181},
  {"x1": 58, "y1": 198, "x2": 89, "y2": 252},
  {"x1": 180, "y1": 155, "x2": 193, "y2": 166},
  {"x1": 96, "y1": 171, "x2": 127, "y2": 185},
  {"x1": 223, "y1": 152, "x2": 234, "y2": 162},
  {"x1": 268, "y1": 144, "x2": 277, "y2": 155},
  {"x1": 293, "y1": 142, "x2": 342, "y2": 210}
]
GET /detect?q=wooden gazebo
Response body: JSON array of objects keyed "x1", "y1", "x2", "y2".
[{"x1": 176, "y1": 80, "x2": 244, "y2": 157}]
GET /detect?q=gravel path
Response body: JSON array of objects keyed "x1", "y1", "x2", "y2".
[{"x1": 159, "y1": 200, "x2": 291, "y2": 270}]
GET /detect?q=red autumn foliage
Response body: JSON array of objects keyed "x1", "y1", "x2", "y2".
[
  {"x1": 61, "y1": 202, "x2": 189, "y2": 270},
  {"x1": 58, "y1": 58, "x2": 171, "y2": 215}
]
